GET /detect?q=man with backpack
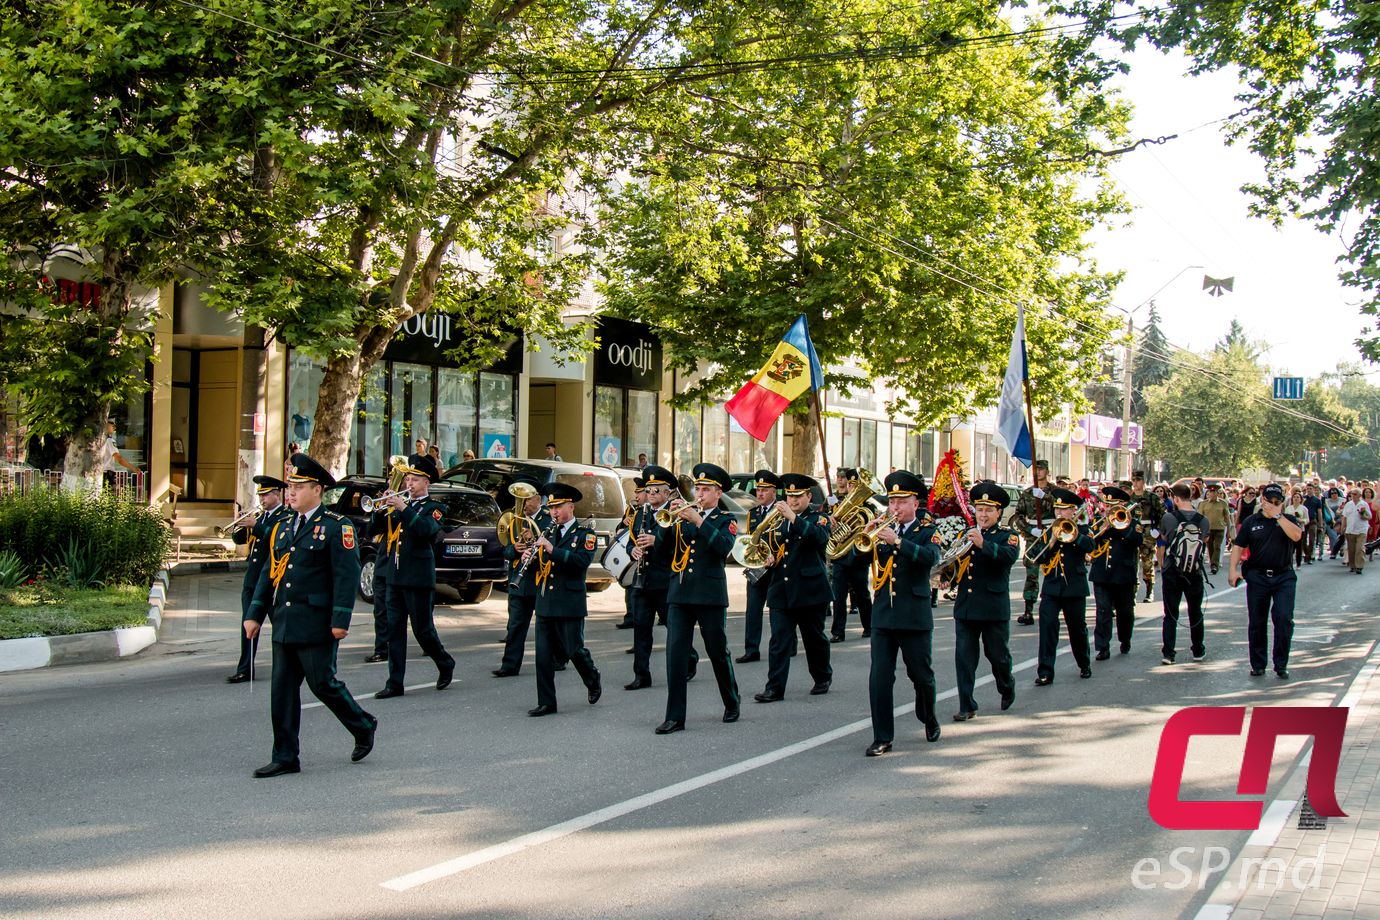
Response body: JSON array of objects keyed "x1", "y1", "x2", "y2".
[
  {"x1": 1157, "y1": 483, "x2": 1209, "y2": 665},
  {"x1": 1228, "y1": 482, "x2": 1303, "y2": 679}
]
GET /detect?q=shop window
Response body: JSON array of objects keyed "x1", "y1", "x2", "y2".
[
  {"x1": 354, "y1": 366, "x2": 386, "y2": 475},
  {"x1": 478, "y1": 372, "x2": 515, "y2": 459},
  {"x1": 627, "y1": 389, "x2": 657, "y2": 466},
  {"x1": 702, "y1": 402, "x2": 729, "y2": 468},
  {"x1": 841, "y1": 418, "x2": 859, "y2": 467},
  {"x1": 891, "y1": 425, "x2": 906, "y2": 474},
  {"x1": 287, "y1": 351, "x2": 324, "y2": 452},
  {"x1": 390, "y1": 362, "x2": 434, "y2": 457},
  {"x1": 437, "y1": 368, "x2": 477, "y2": 468},
  {"x1": 594, "y1": 385, "x2": 625, "y2": 466},
  {"x1": 674, "y1": 404, "x2": 701, "y2": 474},
  {"x1": 860, "y1": 419, "x2": 877, "y2": 473}
]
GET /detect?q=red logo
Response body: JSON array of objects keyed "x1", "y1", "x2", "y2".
[{"x1": 1148, "y1": 706, "x2": 1348, "y2": 830}]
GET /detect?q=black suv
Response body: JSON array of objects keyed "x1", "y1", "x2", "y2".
[{"x1": 323, "y1": 476, "x2": 506, "y2": 605}]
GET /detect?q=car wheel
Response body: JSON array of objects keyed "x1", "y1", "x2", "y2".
[
  {"x1": 456, "y1": 581, "x2": 493, "y2": 605},
  {"x1": 358, "y1": 557, "x2": 376, "y2": 603},
  {"x1": 586, "y1": 580, "x2": 613, "y2": 593}
]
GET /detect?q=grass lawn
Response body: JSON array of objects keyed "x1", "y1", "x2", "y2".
[{"x1": 0, "y1": 584, "x2": 150, "y2": 639}]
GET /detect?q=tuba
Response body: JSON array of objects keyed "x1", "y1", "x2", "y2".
[
  {"x1": 931, "y1": 535, "x2": 975, "y2": 587},
  {"x1": 825, "y1": 468, "x2": 877, "y2": 559}
]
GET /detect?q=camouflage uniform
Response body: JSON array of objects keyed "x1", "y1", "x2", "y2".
[
  {"x1": 1130, "y1": 489, "x2": 1162, "y2": 600},
  {"x1": 1009, "y1": 486, "x2": 1048, "y2": 618}
]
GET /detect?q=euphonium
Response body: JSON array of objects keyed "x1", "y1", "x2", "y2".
[
  {"x1": 825, "y1": 468, "x2": 877, "y2": 559},
  {"x1": 499, "y1": 481, "x2": 542, "y2": 546},
  {"x1": 731, "y1": 505, "x2": 785, "y2": 568},
  {"x1": 851, "y1": 511, "x2": 899, "y2": 553}
]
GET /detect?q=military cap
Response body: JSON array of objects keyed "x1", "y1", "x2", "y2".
[
  {"x1": 1102, "y1": 485, "x2": 1131, "y2": 503},
  {"x1": 541, "y1": 481, "x2": 583, "y2": 506},
  {"x1": 970, "y1": 481, "x2": 1010, "y2": 509},
  {"x1": 252, "y1": 474, "x2": 287, "y2": 494},
  {"x1": 752, "y1": 469, "x2": 782, "y2": 490},
  {"x1": 1049, "y1": 487, "x2": 1082, "y2": 508},
  {"x1": 401, "y1": 453, "x2": 440, "y2": 482},
  {"x1": 633, "y1": 477, "x2": 647, "y2": 492},
  {"x1": 285, "y1": 453, "x2": 336, "y2": 488},
  {"x1": 838, "y1": 467, "x2": 859, "y2": 481},
  {"x1": 1034, "y1": 459, "x2": 1050, "y2": 470},
  {"x1": 641, "y1": 464, "x2": 675, "y2": 488},
  {"x1": 779, "y1": 473, "x2": 817, "y2": 496},
  {"x1": 691, "y1": 462, "x2": 731, "y2": 491},
  {"x1": 1132, "y1": 470, "x2": 1146, "y2": 481},
  {"x1": 884, "y1": 470, "x2": 927, "y2": 500}
]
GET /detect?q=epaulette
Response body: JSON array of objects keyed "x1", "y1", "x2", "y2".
[{"x1": 324, "y1": 510, "x2": 344, "y2": 520}]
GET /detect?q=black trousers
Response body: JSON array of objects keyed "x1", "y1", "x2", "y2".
[
  {"x1": 499, "y1": 592, "x2": 545, "y2": 674},
  {"x1": 831, "y1": 561, "x2": 873, "y2": 637},
  {"x1": 233, "y1": 583, "x2": 260, "y2": 678},
  {"x1": 1245, "y1": 569, "x2": 1296, "y2": 672},
  {"x1": 370, "y1": 568, "x2": 390, "y2": 657},
  {"x1": 1160, "y1": 570, "x2": 1205, "y2": 660},
  {"x1": 632, "y1": 586, "x2": 696, "y2": 683},
  {"x1": 1037, "y1": 595, "x2": 1090, "y2": 680},
  {"x1": 742, "y1": 577, "x2": 769, "y2": 655},
  {"x1": 1092, "y1": 582, "x2": 1136, "y2": 653},
  {"x1": 953, "y1": 619, "x2": 1013, "y2": 713},
  {"x1": 534, "y1": 616, "x2": 599, "y2": 708},
  {"x1": 665, "y1": 603, "x2": 739, "y2": 723},
  {"x1": 869, "y1": 627, "x2": 936, "y2": 744},
  {"x1": 620, "y1": 584, "x2": 634, "y2": 626},
  {"x1": 384, "y1": 584, "x2": 455, "y2": 691},
  {"x1": 269, "y1": 640, "x2": 374, "y2": 765},
  {"x1": 764, "y1": 603, "x2": 832, "y2": 695}
]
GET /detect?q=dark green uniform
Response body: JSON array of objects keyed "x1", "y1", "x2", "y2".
[
  {"x1": 741, "y1": 501, "x2": 777, "y2": 657},
  {"x1": 381, "y1": 495, "x2": 455, "y2": 694},
  {"x1": 230, "y1": 503, "x2": 287, "y2": 679},
  {"x1": 868, "y1": 517, "x2": 942, "y2": 744},
  {"x1": 1030, "y1": 523, "x2": 1096, "y2": 682},
  {"x1": 1010, "y1": 486, "x2": 1049, "y2": 618},
  {"x1": 1090, "y1": 521, "x2": 1144, "y2": 656},
  {"x1": 629, "y1": 502, "x2": 698, "y2": 686},
  {"x1": 496, "y1": 508, "x2": 554, "y2": 674},
  {"x1": 760, "y1": 509, "x2": 833, "y2": 697},
  {"x1": 532, "y1": 518, "x2": 601, "y2": 709},
  {"x1": 247, "y1": 505, "x2": 374, "y2": 768},
  {"x1": 365, "y1": 506, "x2": 397, "y2": 659},
  {"x1": 952, "y1": 525, "x2": 1019, "y2": 716}
]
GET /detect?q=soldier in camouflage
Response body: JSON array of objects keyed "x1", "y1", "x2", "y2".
[
  {"x1": 1130, "y1": 471, "x2": 1162, "y2": 602},
  {"x1": 1008, "y1": 459, "x2": 1050, "y2": 624}
]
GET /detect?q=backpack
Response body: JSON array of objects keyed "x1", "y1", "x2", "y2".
[{"x1": 1166, "y1": 509, "x2": 1208, "y2": 576}]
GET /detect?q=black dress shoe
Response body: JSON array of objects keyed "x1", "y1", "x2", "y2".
[
  {"x1": 528, "y1": 704, "x2": 557, "y2": 717},
  {"x1": 1120, "y1": 642, "x2": 1130, "y2": 655},
  {"x1": 953, "y1": 711, "x2": 975, "y2": 722},
  {"x1": 722, "y1": 707, "x2": 740, "y2": 723},
  {"x1": 686, "y1": 665, "x2": 697, "y2": 682},
  {"x1": 1276, "y1": 669, "x2": 1290, "y2": 679},
  {"x1": 436, "y1": 666, "x2": 454, "y2": 691},
  {"x1": 624, "y1": 677, "x2": 652, "y2": 690},
  {"x1": 1080, "y1": 667, "x2": 1093, "y2": 679},
  {"x1": 1034, "y1": 676, "x2": 1053, "y2": 687},
  {"x1": 865, "y1": 741, "x2": 892, "y2": 757},
  {"x1": 225, "y1": 672, "x2": 250, "y2": 684},
  {"x1": 735, "y1": 652, "x2": 760, "y2": 663},
  {"x1": 625, "y1": 647, "x2": 635, "y2": 654},
  {"x1": 253, "y1": 761, "x2": 300, "y2": 778},
  {"x1": 554, "y1": 662, "x2": 567, "y2": 671},
  {"x1": 1250, "y1": 668, "x2": 1266, "y2": 676},
  {"x1": 925, "y1": 722, "x2": 941, "y2": 743},
  {"x1": 615, "y1": 621, "x2": 634, "y2": 629},
  {"x1": 1095, "y1": 649, "x2": 1110, "y2": 661},
  {"x1": 492, "y1": 668, "x2": 519, "y2": 677},
  {"x1": 829, "y1": 635, "x2": 845, "y2": 644},
  {"x1": 654, "y1": 720, "x2": 685, "y2": 734},
  {"x1": 364, "y1": 653, "x2": 387, "y2": 663},
  {"x1": 860, "y1": 630, "x2": 871, "y2": 638},
  {"x1": 587, "y1": 679, "x2": 602, "y2": 705},
  {"x1": 351, "y1": 724, "x2": 375, "y2": 763},
  {"x1": 809, "y1": 680, "x2": 831, "y2": 695},
  {"x1": 1000, "y1": 691, "x2": 1015, "y2": 711},
  {"x1": 375, "y1": 686, "x2": 404, "y2": 699},
  {"x1": 1016, "y1": 612, "x2": 1034, "y2": 625},
  {"x1": 754, "y1": 690, "x2": 783, "y2": 703}
]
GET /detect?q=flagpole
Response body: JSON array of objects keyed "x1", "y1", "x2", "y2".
[
  {"x1": 811, "y1": 389, "x2": 833, "y2": 499},
  {"x1": 1023, "y1": 378, "x2": 1043, "y2": 528}
]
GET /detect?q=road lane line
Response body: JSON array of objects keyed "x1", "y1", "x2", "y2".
[{"x1": 303, "y1": 682, "x2": 439, "y2": 711}]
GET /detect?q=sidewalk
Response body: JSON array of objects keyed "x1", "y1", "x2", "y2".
[
  {"x1": 1196, "y1": 644, "x2": 1380, "y2": 920},
  {"x1": 156, "y1": 571, "x2": 247, "y2": 649}
]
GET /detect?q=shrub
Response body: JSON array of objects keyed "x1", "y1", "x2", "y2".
[
  {"x1": 0, "y1": 549, "x2": 25, "y2": 589},
  {"x1": 0, "y1": 489, "x2": 169, "y2": 587}
]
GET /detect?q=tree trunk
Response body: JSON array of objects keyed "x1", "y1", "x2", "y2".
[
  {"x1": 62, "y1": 249, "x2": 133, "y2": 491},
  {"x1": 790, "y1": 407, "x2": 829, "y2": 482},
  {"x1": 308, "y1": 351, "x2": 366, "y2": 478}
]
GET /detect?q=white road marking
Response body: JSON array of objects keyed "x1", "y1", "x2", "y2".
[
  {"x1": 1247, "y1": 796, "x2": 1300, "y2": 847},
  {"x1": 303, "y1": 682, "x2": 441, "y2": 711}
]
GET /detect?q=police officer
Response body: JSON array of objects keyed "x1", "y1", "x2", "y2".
[
  {"x1": 526, "y1": 482, "x2": 603, "y2": 715},
  {"x1": 829, "y1": 468, "x2": 874, "y2": 642},
  {"x1": 244, "y1": 454, "x2": 376, "y2": 777},
  {"x1": 753, "y1": 473, "x2": 833, "y2": 703},
  {"x1": 950, "y1": 482, "x2": 1019, "y2": 721},
  {"x1": 1229, "y1": 482, "x2": 1304, "y2": 679},
  {"x1": 653, "y1": 462, "x2": 740, "y2": 734},
  {"x1": 1029, "y1": 487, "x2": 1096, "y2": 686},
  {"x1": 1009, "y1": 459, "x2": 1051, "y2": 625},
  {"x1": 628, "y1": 465, "x2": 699, "y2": 690},
  {"x1": 374, "y1": 454, "x2": 455, "y2": 699},
  {"x1": 1090, "y1": 485, "x2": 1144, "y2": 660},
  {"x1": 363, "y1": 480, "x2": 399, "y2": 664},
  {"x1": 492, "y1": 477, "x2": 551, "y2": 677},
  {"x1": 226, "y1": 475, "x2": 288, "y2": 683},
  {"x1": 1130, "y1": 471, "x2": 1161, "y2": 602},
  {"x1": 865, "y1": 470, "x2": 942, "y2": 756},
  {"x1": 737, "y1": 469, "x2": 781, "y2": 663}
]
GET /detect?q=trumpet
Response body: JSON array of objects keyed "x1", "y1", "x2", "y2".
[
  {"x1": 731, "y1": 505, "x2": 785, "y2": 569},
  {"x1": 215, "y1": 506, "x2": 260, "y2": 538},
  {"x1": 360, "y1": 490, "x2": 406, "y2": 513},
  {"x1": 655, "y1": 499, "x2": 692, "y2": 528},
  {"x1": 852, "y1": 512, "x2": 900, "y2": 553}
]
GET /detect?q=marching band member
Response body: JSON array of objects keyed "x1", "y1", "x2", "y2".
[
  {"x1": 1029, "y1": 487, "x2": 1096, "y2": 686},
  {"x1": 737, "y1": 469, "x2": 781, "y2": 663},
  {"x1": 226, "y1": 475, "x2": 288, "y2": 683},
  {"x1": 865, "y1": 470, "x2": 942, "y2": 757},
  {"x1": 653, "y1": 462, "x2": 740, "y2": 734},
  {"x1": 950, "y1": 482, "x2": 1019, "y2": 722},
  {"x1": 364, "y1": 477, "x2": 399, "y2": 665},
  {"x1": 753, "y1": 473, "x2": 833, "y2": 703},
  {"x1": 615, "y1": 481, "x2": 646, "y2": 631},
  {"x1": 527, "y1": 482, "x2": 602, "y2": 716},
  {"x1": 629, "y1": 465, "x2": 698, "y2": 690},
  {"x1": 493, "y1": 478, "x2": 551, "y2": 677},
  {"x1": 1090, "y1": 485, "x2": 1144, "y2": 660},
  {"x1": 830, "y1": 468, "x2": 873, "y2": 642}
]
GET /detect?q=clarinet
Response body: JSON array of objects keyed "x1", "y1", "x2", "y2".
[
  {"x1": 632, "y1": 502, "x2": 652, "y2": 589},
  {"x1": 515, "y1": 520, "x2": 563, "y2": 582}
]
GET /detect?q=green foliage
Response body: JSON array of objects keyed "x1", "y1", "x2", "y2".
[
  {"x1": 0, "y1": 549, "x2": 25, "y2": 589},
  {"x1": 1320, "y1": 364, "x2": 1380, "y2": 479},
  {"x1": 0, "y1": 490, "x2": 169, "y2": 587},
  {"x1": 1131, "y1": 304, "x2": 1171, "y2": 420},
  {"x1": 0, "y1": 583, "x2": 149, "y2": 639}
]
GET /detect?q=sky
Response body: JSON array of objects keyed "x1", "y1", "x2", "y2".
[{"x1": 1087, "y1": 46, "x2": 1371, "y2": 381}]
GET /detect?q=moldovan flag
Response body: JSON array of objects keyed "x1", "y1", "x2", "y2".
[{"x1": 725, "y1": 315, "x2": 824, "y2": 442}]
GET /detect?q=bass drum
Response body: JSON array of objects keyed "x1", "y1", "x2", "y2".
[{"x1": 600, "y1": 532, "x2": 638, "y2": 588}]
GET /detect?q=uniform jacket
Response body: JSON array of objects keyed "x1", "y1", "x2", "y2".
[
  {"x1": 391, "y1": 495, "x2": 444, "y2": 588},
  {"x1": 365, "y1": 506, "x2": 397, "y2": 579},
  {"x1": 1009, "y1": 486, "x2": 1049, "y2": 535},
  {"x1": 953, "y1": 525, "x2": 1020, "y2": 622},
  {"x1": 870, "y1": 518, "x2": 942, "y2": 630},
  {"x1": 1088, "y1": 523, "x2": 1144, "y2": 585},
  {"x1": 1131, "y1": 490, "x2": 1162, "y2": 531},
  {"x1": 745, "y1": 502, "x2": 779, "y2": 589},
  {"x1": 503, "y1": 508, "x2": 553, "y2": 598},
  {"x1": 630, "y1": 504, "x2": 671, "y2": 592},
  {"x1": 658, "y1": 505, "x2": 738, "y2": 607},
  {"x1": 234, "y1": 504, "x2": 288, "y2": 596},
  {"x1": 1198, "y1": 498, "x2": 1232, "y2": 531},
  {"x1": 534, "y1": 520, "x2": 596, "y2": 618},
  {"x1": 1031, "y1": 523, "x2": 1096, "y2": 598},
  {"x1": 248, "y1": 506, "x2": 361, "y2": 644},
  {"x1": 765, "y1": 509, "x2": 831, "y2": 609}
]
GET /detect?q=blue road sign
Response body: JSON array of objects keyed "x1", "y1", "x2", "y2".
[{"x1": 1272, "y1": 376, "x2": 1305, "y2": 400}]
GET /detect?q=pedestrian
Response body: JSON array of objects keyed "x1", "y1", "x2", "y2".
[
  {"x1": 244, "y1": 453, "x2": 376, "y2": 777},
  {"x1": 1365, "y1": 486, "x2": 1380, "y2": 560},
  {"x1": 1302, "y1": 484, "x2": 1324, "y2": 562},
  {"x1": 736, "y1": 470, "x2": 781, "y2": 663},
  {"x1": 865, "y1": 470, "x2": 943, "y2": 756},
  {"x1": 526, "y1": 481, "x2": 603, "y2": 716},
  {"x1": 493, "y1": 478, "x2": 552, "y2": 677},
  {"x1": 225, "y1": 475, "x2": 288, "y2": 683},
  {"x1": 1157, "y1": 483, "x2": 1210, "y2": 665},
  {"x1": 1029, "y1": 487, "x2": 1095, "y2": 686},
  {"x1": 950, "y1": 482, "x2": 1019, "y2": 721},
  {"x1": 1341, "y1": 488, "x2": 1372, "y2": 573},
  {"x1": 829, "y1": 468, "x2": 873, "y2": 641},
  {"x1": 373, "y1": 453, "x2": 456, "y2": 698},
  {"x1": 1198, "y1": 483, "x2": 1232, "y2": 575},
  {"x1": 1090, "y1": 485, "x2": 1143, "y2": 659},
  {"x1": 1009, "y1": 459, "x2": 1052, "y2": 625},
  {"x1": 545, "y1": 442, "x2": 562, "y2": 461},
  {"x1": 1283, "y1": 489, "x2": 1312, "y2": 567},
  {"x1": 1229, "y1": 482, "x2": 1303, "y2": 678},
  {"x1": 100, "y1": 420, "x2": 139, "y2": 490},
  {"x1": 1324, "y1": 487, "x2": 1344, "y2": 558},
  {"x1": 462, "y1": 449, "x2": 476, "y2": 462}
]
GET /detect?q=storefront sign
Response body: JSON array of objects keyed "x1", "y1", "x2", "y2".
[
  {"x1": 597, "y1": 436, "x2": 621, "y2": 466},
  {"x1": 594, "y1": 317, "x2": 662, "y2": 390},
  {"x1": 384, "y1": 313, "x2": 523, "y2": 373},
  {"x1": 482, "y1": 434, "x2": 512, "y2": 459},
  {"x1": 1081, "y1": 413, "x2": 1143, "y2": 450}
]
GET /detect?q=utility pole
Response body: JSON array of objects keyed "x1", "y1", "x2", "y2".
[{"x1": 1121, "y1": 312, "x2": 1135, "y2": 480}]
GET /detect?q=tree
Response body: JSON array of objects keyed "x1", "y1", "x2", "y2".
[
  {"x1": 598, "y1": 0, "x2": 1126, "y2": 472},
  {"x1": 1131, "y1": 303, "x2": 1171, "y2": 420},
  {"x1": 1216, "y1": 318, "x2": 1261, "y2": 360},
  {"x1": 1142, "y1": 344, "x2": 1269, "y2": 476},
  {"x1": 1323, "y1": 365, "x2": 1380, "y2": 479},
  {"x1": 1256, "y1": 382, "x2": 1363, "y2": 474}
]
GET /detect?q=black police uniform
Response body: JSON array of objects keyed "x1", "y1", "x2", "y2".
[
  {"x1": 246, "y1": 454, "x2": 374, "y2": 773},
  {"x1": 378, "y1": 455, "x2": 455, "y2": 696},
  {"x1": 758, "y1": 476, "x2": 833, "y2": 700},
  {"x1": 867, "y1": 471, "x2": 942, "y2": 752},
  {"x1": 1031, "y1": 489, "x2": 1096, "y2": 684},
  {"x1": 630, "y1": 465, "x2": 698, "y2": 689},
  {"x1": 495, "y1": 498, "x2": 555, "y2": 676},
  {"x1": 656, "y1": 463, "x2": 740, "y2": 730},
  {"x1": 951, "y1": 484, "x2": 1019, "y2": 719},
  {"x1": 365, "y1": 504, "x2": 398, "y2": 661},
  {"x1": 1234, "y1": 500, "x2": 1300, "y2": 676},
  {"x1": 530, "y1": 483, "x2": 602, "y2": 713},
  {"x1": 739, "y1": 469, "x2": 781, "y2": 661},
  {"x1": 228, "y1": 478, "x2": 287, "y2": 682},
  {"x1": 1090, "y1": 487, "x2": 1144, "y2": 658}
]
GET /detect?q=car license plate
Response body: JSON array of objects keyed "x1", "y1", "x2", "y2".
[{"x1": 445, "y1": 544, "x2": 482, "y2": 556}]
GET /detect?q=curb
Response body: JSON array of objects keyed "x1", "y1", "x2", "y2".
[
  {"x1": 169, "y1": 559, "x2": 246, "y2": 575},
  {"x1": 0, "y1": 570, "x2": 171, "y2": 674}
]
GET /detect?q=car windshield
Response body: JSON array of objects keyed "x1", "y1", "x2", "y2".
[
  {"x1": 435, "y1": 491, "x2": 500, "y2": 527},
  {"x1": 554, "y1": 473, "x2": 626, "y2": 519}
]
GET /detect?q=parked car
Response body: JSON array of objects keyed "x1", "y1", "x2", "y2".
[
  {"x1": 323, "y1": 476, "x2": 506, "y2": 605},
  {"x1": 441, "y1": 459, "x2": 636, "y2": 590}
]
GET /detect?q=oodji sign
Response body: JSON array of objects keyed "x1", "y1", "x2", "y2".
[{"x1": 594, "y1": 317, "x2": 662, "y2": 389}]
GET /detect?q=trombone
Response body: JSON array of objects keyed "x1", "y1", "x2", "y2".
[
  {"x1": 1022, "y1": 518, "x2": 1078, "y2": 565},
  {"x1": 852, "y1": 512, "x2": 900, "y2": 553},
  {"x1": 215, "y1": 506, "x2": 260, "y2": 538}
]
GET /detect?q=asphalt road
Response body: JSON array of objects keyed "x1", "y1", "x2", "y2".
[{"x1": 2, "y1": 558, "x2": 1376, "y2": 920}]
